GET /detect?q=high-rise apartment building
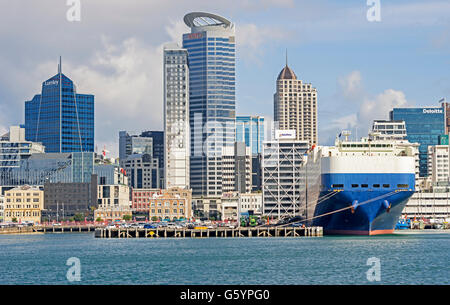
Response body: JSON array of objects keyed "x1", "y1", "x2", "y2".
[
  {"x1": 273, "y1": 62, "x2": 317, "y2": 146},
  {"x1": 163, "y1": 43, "x2": 190, "y2": 189},
  {"x1": 25, "y1": 58, "x2": 94, "y2": 153},
  {"x1": 183, "y1": 12, "x2": 236, "y2": 197}
]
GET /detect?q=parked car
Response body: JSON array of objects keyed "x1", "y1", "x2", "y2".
[{"x1": 144, "y1": 224, "x2": 158, "y2": 229}]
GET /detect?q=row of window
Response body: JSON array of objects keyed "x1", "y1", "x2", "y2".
[{"x1": 331, "y1": 184, "x2": 409, "y2": 189}]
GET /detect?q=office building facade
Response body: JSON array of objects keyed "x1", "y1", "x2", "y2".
[
  {"x1": 0, "y1": 126, "x2": 45, "y2": 169},
  {"x1": 0, "y1": 151, "x2": 124, "y2": 191},
  {"x1": 119, "y1": 130, "x2": 164, "y2": 187},
  {"x1": 25, "y1": 59, "x2": 94, "y2": 153},
  {"x1": 163, "y1": 44, "x2": 190, "y2": 189},
  {"x1": 236, "y1": 116, "x2": 264, "y2": 155},
  {"x1": 222, "y1": 142, "x2": 252, "y2": 194},
  {"x1": 274, "y1": 63, "x2": 317, "y2": 146},
  {"x1": 122, "y1": 153, "x2": 160, "y2": 189},
  {"x1": 262, "y1": 132, "x2": 310, "y2": 219},
  {"x1": 183, "y1": 12, "x2": 236, "y2": 197},
  {"x1": 390, "y1": 107, "x2": 446, "y2": 177},
  {"x1": 43, "y1": 175, "x2": 98, "y2": 221},
  {"x1": 235, "y1": 116, "x2": 265, "y2": 191}
]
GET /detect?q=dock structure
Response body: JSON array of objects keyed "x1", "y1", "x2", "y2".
[
  {"x1": 32, "y1": 225, "x2": 97, "y2": 233},
  {"x1": 94, "y1": 226, "x2": 323, "y2": 238}
]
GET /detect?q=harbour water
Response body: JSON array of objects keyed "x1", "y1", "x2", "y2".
[{"x1": 0, "y1": 231, "x2": 448, "y2": 285}]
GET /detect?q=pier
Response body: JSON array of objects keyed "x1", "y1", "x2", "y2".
[
  {"x1": 94, "y1": 226, "x2": 323, "y2": 238},
  {"x1": 32, "y1": 225, "x2": 97, "y2": 233}
]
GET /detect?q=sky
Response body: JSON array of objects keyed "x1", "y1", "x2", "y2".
[{"x1": 0, "y1": 0, "x2": 449, "y2": 158}]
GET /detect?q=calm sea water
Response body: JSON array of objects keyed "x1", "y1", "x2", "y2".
[{"x1": 0, "y1": 231, "x2": 448, "y2": 285}]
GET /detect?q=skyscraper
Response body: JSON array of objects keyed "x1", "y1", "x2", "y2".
[
  {"x1": 25, "y1": 58, "x2": 94, "y2": 153},
  {"x1": 273, "y1": 60, "x2": 317, "y2": 146},
  {"x1": 390, "y1": 106, "x2": 446, "y2": 177},
  {"x1": 164, "y1": 43, "x2": 190, "y2": 189},
  {"x1": 183, "y1": 12, "x2": 236, "y2": 197}
]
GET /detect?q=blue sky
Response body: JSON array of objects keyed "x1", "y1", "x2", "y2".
[{"x1": 0, "y1": 0, "x2": 449, "y2": 157}]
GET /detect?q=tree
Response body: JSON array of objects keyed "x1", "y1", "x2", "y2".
[
  {"x1": 151, "y1": 216, "x2": 158, "y2": 222},
  {"x1": 74, "y1": 213, "x2": 84, "y2": 222},
  {"x1": 11, "y1": 217, "x2": 17, "y2": 223},
  {"x1": 123, "y1": 214, "x2": 132, "y2": 221},
  {"x1": 96, "y1": 217, "x2": 102, "y2": 222}
]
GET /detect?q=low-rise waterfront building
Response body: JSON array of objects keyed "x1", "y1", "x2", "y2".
[
  {"x1": 192, "y1": 196, "x2": 222, "y2": 220},
  {"x1": 221, "y1": 192, "x2": 263, "y2": 221},
  {"x1": 94, "y1": 184, "x2": 131, "y2": 221},
  {"x1": 4, "y1": 185, "x2": 43, "y2": 224},
  {"x1": 240, "y1": 192, "x2": 263, "y2": 215},
  {"x1": 147, "y1": 188, "x2": 192, "y2": 221},
  {"x1": 221, "y1": 192, "x2": 239, "y2": 221},
  {"x1": 0, "y1": 195, "x2": 4, "y2": 222}
]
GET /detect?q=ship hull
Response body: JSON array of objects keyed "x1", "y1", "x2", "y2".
[{"x1": 313, "y1": 173, "x2": 415, "y2": 235}]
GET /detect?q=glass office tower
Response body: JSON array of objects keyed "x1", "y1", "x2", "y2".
[
  {"x1": 390, "y1": 107, "x2": 446, "y2": 177},
  {"x1": 183, "y1": 12, "x2": 236, "y2": 196},
  {"x1": 236, "y1": 116, "x2": 265, "y2": 156},
  {"x1": 25, "y1": 58, "x2": 94, "y2": 153}
]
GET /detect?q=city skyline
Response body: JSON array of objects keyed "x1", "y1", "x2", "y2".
[{"x1": 0, "y1": 1, "x2": 450, "y2": 158}]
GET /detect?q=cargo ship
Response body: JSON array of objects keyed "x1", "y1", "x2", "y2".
[{"x1": 312, "y1": 132, "x2": 417, "y2": 235}]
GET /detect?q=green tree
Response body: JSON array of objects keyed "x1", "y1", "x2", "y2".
[
  {"x1": 74, "y1": 213, "x2": 84, "y2": 222},
  {"x1": 11, "y1": 217, "x2": 17, "y2": 223},
  {"x1": 123, "y1": 214, "x2": 132, "y2": 221},
  {"x1": 96, "y1": 217, "x2": 102, "y2": 222},
  {"x1": 151, "y1": 216, "x2": 158, "y2": 221}
]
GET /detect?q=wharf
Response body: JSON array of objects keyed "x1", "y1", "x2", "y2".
[
  {"x1": 33, "y1": 225, "x2": 97, "y2": 233},
  {"x1": 94, "y1": 226, "x2": 323, "y2": 238}
]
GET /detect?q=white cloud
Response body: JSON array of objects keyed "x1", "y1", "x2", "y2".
[
  {"x1": 323, "y1": 71, "x2": 410, "y2": 143},
  {"x1": 337, "y1": 70, "x2": 363, "y2": 101},
  {"x1": 358, "y1": 89, "x2": 408, "y2": 126},
  {"x1": 236, "y1": 23, "x2": 293, "y2": 64}
]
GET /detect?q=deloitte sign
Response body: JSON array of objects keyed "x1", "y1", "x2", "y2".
[{"x1": 423, "y1": 108, "x2": 443, "y2": 114}]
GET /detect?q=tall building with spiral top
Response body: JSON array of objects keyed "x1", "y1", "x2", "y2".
[{"x1": 183, "y1": 12, "x2": 236, "y2": 197}]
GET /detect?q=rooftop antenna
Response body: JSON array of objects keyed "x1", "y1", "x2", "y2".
[
  {"x1": 285, "y1": 48, "x2": 288, "y2": 67},
  {"x1": 58, "y1": 56, "x2": 62, "y2": 74}
]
